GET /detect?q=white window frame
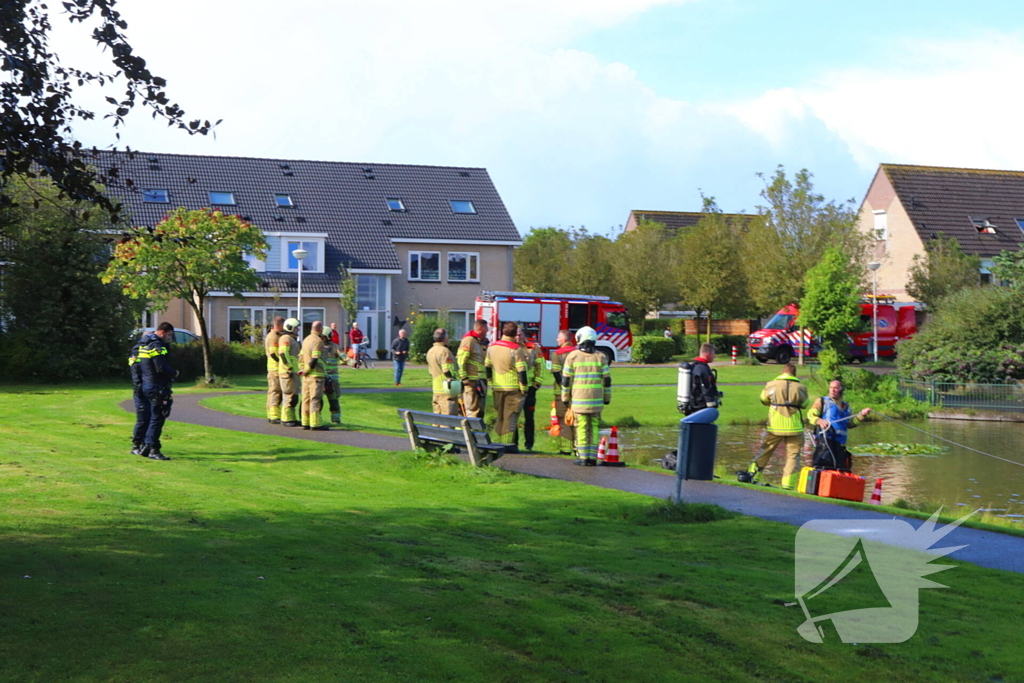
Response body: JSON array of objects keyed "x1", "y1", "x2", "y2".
[
  {"x1": 872, "y1": 210, "x2": 888, "y2": 241},
  {"x1": 408, "y1": 250, "x2": 441, "y2": 282},
  {"x1": 143, "y1": 189, "x2": 169, "y2": 203},
  {"x1": 209, "y1": 191, "x2": 236, "y2": 205},
  {"x1": 283, "y1": 238, "x2": 325, "y2": 273},
  {"x1": 446, "y1": 251, "x2": 480, "y2": 283}
]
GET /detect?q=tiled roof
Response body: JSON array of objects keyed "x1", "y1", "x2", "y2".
[
  {"x1": 629, "y1": 210, "x2": 753, "y2": 234},
  {"x1": 90, "y1": 151, "x2": 521, "y2": 279},
  {"x1": 251, "y1": 273, "x2": 340, "y2": 295},
  {"x1": 882, "y1": 164, "x2": 1024, "y2": 256}
]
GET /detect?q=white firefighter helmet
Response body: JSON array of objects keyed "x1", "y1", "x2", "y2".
[
  {"x1": 575, "y1": 326, "x2": 598, "y2": 344},
  {"x1": 446, "y1": 378, "x2": 463, "y2": 398},
  {"x1": 283, "y1": 318, "x2": 300, "y2": 332}
]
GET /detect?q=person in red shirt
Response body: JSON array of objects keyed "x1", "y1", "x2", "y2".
[
  {"x1": 349, "y1": 322, "x2": 364, "y2": 347},
  {"x1": 329, "y1": 322, "x2": 341, "y2": 346}
]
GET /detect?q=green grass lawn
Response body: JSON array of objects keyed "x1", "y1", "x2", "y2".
[{"x1": 4, "y1": 383, "x2": 1020, "y2": 682}]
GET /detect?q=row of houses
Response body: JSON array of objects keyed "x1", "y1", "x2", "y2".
[
  {"x1": 102, "y1": 153, "x2": 522, "y2": 349},
  {"x1": 627, "y1": 163, "x2": 1024, "y2": 300},
  {"x1": 80, "y1": 155, "x2": 1024, "y2": 344}
]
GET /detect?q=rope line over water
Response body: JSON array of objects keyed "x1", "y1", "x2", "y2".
[{"x1": 869, "y1": 410, "x2": 1024, "y2": 469}]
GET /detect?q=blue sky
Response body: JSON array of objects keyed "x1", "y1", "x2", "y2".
[{"x1": 58, "y1": 0, "x2": 1024, "y2": 235}]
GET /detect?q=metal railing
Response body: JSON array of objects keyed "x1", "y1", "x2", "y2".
[{"x1": 898, "y1": 378, "x2": 1024, "y2": 412}]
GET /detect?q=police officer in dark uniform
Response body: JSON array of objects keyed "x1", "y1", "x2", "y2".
[
  {"x1": 129, "y1": 340, "x2": 147, "y2": 456},
  {"x1": 136, "y1": 322, "x2": 179, "y2": 460}
]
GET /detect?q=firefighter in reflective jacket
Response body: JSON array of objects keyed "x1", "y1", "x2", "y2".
[
  {"x1": 277, "y1": 318, "x2": 302, "y2": 426},
  {"x1": 549, "y1": 329, "x2": 576, "y2": 455},
  {"x1": 457, "y1": 318, "x2": 489, "y2": 418},
  {"x1": 299, "y1": 320, "x2": 329, "y2": 430},
  {"x1": 517, "y1": 326, "x2": 545, "y2": 451},
  {"x1": 743, "y1": 363, "x2": 809, "y2": 488},
  {"x1": 322, "y1": 332, "x2": 342, "y2": 424},
  {"x1": 561, "y1": 326, "x2": 611, "y2": 466},
  {"x1": 265, "y1": 316, "x2": 285, "y2": 423},
  {"x1": 135, "y1": 322, "x2": 178, "y2": 460},
  {"x1": 486, "y1": 321, "x2": 528, "y2": 450},
  {"x1": 427, "y1": 328, "x2": 460, "y2": 416}
]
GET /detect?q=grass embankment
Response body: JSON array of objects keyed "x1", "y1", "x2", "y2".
[{"x1": 1, "y1": 384, "x2": 1023, "y2": 681}]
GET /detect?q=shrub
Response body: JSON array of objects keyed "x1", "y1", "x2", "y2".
[
  {"x1": 676, "y1": 334, "x2": 747, "y2": 358},
  {"x1": 409, "y1": 315, "x2": 445, "y2": 363},
  {"x1": 170, "y1": 338, "x2": 265, "y2": 381},
  {"x1": 631, "y1": 336, "x2": 676, "y2": 364}
]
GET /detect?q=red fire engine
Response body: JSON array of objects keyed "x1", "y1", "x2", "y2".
[
  {"x1": 475, "y1": 292, "x2": 633, "y2": 363},
  {"x1": 747, "y1": 296, "x2": 919, "y2": 364}
]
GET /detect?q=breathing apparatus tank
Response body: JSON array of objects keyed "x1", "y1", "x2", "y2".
[{"x1": 677, "y1": 362, "x2": 693, "y2": 414}]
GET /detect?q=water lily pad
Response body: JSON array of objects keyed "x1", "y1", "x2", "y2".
[{"x1": 849, "y1": 442, "x2": 947, "y2": 456}]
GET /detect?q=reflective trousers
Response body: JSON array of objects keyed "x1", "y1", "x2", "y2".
[
  {"x1": 492, "y1": 390, "x2": 524, "y2": 444},
  {"x1": 432, "y1": 393, "x2": 460, "y2": 416},
  {"x1": 462, "y1": 380, "x2": 485, "y2": 418},
  {"x1": 301, "y1": 376, "x2": 325, "y2": 428},
  {"x1": 754, "y1": 431, "x2": 805, "y2": 488},
  {"x1": 267, "y1": 371, "x2": 283, "y2": 420},
  {"x1": 279, "y1": 373, "x2": 300, "y2": 423},
  {"x1": 574, "y1": 411, "x2": 600, "y2": 460}
]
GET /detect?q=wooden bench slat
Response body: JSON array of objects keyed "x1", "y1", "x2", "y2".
[
  {"x1": 395, "y1": 409, "x2": 485, "y2": 431},
  {"x1": 398, "y1": 409, "x2": 508, "y2": 466}
]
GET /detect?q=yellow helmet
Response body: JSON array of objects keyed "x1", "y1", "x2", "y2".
[{"x1": 283, "y1": 318, "x2": 300, "y2": 332}]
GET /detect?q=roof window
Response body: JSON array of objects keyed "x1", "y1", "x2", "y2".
[
  {"x1": 450, "y1": 200, "x2": 476, "y2": 214},
  {"x1": 142, "y1": 189, "x2": 169, "y2": 203},
  {"x1": 1015, "y1": 219, "x2": 1024, "y2": 234},
  {"x1": 386, "y1": 198, "x2": 405, "y2": 212},
  {"x1": 209, "y1": 191, "x2": 236, "y2": 205},
  {"x1": 274, "y1": 194, "x2": 293, "y2": 207},
  {"x1": 970, "y1": 216, "x2": 997, "y2": 234}
]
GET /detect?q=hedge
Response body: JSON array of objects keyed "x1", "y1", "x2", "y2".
[
  {"x1": 169, "y1": 339, "x2": 266, "y2": 381},
  {"x1": 631, "y1": 336, "x2": 677, "y2": 364}
]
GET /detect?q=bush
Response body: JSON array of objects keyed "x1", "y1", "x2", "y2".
[
  {"x1": 631, "y1": 336, "x2": 676, "y2": 364},
  {"x1": 675, "y1": 334, "x2": 748, "y2": 358},
  {"x1": 898, "y1": 286, "x2": 1024, "y2": 381},
  {"x1": 409, "y1": 315, "x2": 445, "y2": 363},
  {"x1": 170, "y1": 338, "x2": 265, "y2": 381}
]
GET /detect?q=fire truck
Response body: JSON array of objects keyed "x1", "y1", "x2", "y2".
[
  {"x1": 474, "y1": 292, "x2": 633, "y2": 363},
  {"x1": 747, "y1": 297, "x2": 918, "y2": 364}
]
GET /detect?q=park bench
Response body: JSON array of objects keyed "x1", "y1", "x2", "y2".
[{"x1": 397, "y1": 409, "x2": 510, "y2": 467}]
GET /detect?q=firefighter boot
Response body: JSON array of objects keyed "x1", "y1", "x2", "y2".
[
  {"x1": 738, "y1": 462, "x2": 764, "y2": 485},
  {"x1": 780, "y1": 472, "x2": 797, "y2": 490}
]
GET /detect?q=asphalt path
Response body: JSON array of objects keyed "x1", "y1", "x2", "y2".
[{"x1": 121, "y1": 389, "x2": 1024, "y2": 574}]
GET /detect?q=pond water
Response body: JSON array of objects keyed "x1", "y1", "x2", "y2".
[{"x1": 615, "y1": 419, "x2": 1024, "y2": 521}]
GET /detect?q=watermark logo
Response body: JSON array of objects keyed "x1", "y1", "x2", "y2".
[{"x1": 792, "y1": 509, "x2": 974, "y2": 643}]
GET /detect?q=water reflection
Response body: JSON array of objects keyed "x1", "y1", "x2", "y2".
[{"x1": 617, "y1": 419, "x2": 1024, "y2": 518}]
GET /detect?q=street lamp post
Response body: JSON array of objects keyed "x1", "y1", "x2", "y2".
[
  {"x1": 868, "y1": 261, "x2": 881, "y2": 363},
  {"x1": 293, "y1": 247, "x2": 308, "y2": 335}
]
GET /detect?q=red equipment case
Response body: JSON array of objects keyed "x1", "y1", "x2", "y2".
[{"x1": 818, "y1": 470, "x2": 866, "y2": 502}]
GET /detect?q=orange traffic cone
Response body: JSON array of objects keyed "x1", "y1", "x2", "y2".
[
  {"x1": 870, "y1": 478, "x2": 883, "y2": 505},
  {"x1": 599, "y1": 425, "x2": 626, "y2": 467}
]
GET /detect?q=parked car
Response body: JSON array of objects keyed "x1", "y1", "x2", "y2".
[{"x1": 134, "y1": 327, "x2": 201, "y2": 345}]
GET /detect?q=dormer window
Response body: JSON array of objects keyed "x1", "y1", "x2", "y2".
[
  {"x1": 970, "y1": 216, "x2": 997, "y2": 234},
  {"x1": 450, "y1": 200, "x2": 476, "y2": 214},
  {"x1": 143, "y1": 189, "x2": 169, "y2": 203},
  {"x1": 209, "y1": 191, "x2": 236, "y2": 205},
  {"x1": 386, "y1": 198, "x2": 405, "y2": 212}
]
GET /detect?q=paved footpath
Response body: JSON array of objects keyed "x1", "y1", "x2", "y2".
[{"x1": 128, "y1": 390, "x2": 1024, "y2": 575}]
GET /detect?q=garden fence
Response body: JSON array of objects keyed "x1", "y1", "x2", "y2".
[{"x1": 898, "y1": 378, "x2": 1024, "y2": 412}]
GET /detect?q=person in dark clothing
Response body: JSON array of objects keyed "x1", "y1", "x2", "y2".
[
  {"x1": 390, "y1": 328, "x2": 410, "y2": 386},
  {"x1": 129, "y1": 341, "x2": 148, "y2": 456},
  {"x1": 688, "y1": 343, "x2": 720, "y2": 414},
  {"x1": 136, "y1": 322, "x2": 179, "y2": 460}
]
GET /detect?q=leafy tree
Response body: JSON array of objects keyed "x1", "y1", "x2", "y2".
[
  {"x1": 991, "y1": 244, "x2": 1024, "y2": 290},
  {"x1": 0, "y1": 1, "x2": 217, "y2": 218},
  {"x1": 676, "y1": 213, "x2": 750, "y2": 343},
  {"x1": 338, "y1": 263, "x2": 357, "y2": 324},
  {"x1": 611, "y1": 220, "x2": 679, "y2": 318},
  {"x1": 514, "y1": 228, "x2": 574, "y2": 292},
  {"x1": 0, "y1": 176, "x2": 143, "y2": 380},
  {"x1": 743, "y1": 166, "x2": 868, "y2": 315},
  {"x1": 566, "y1": 230, "x2": 616, "y2": 297},
  {"x1": 798, "y1": 247, "x2": 862, "y2": 363},
  {"x1": 906, "y1": 235, "x2": 981, "y2": 309},
  {"x1": 102, "y1": 208, "x2": 268, "y2": 382}
]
